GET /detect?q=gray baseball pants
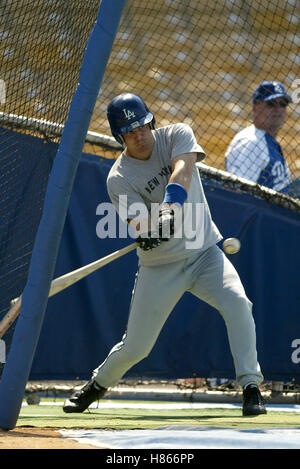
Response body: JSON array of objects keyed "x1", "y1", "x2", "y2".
[{"x1": 93, "y1": 244, "x2": 263, "y2": 389}]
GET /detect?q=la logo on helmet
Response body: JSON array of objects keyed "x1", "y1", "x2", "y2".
[{"x1": 123, "y1": 108, "x2": 136, "y2": 120}]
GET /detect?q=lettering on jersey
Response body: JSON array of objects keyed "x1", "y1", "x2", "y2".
[
  {"x1": 158, "y1": 166, "x2": 172, "y2": 177},
  {"x1": 145, "y1": 176, "x2": 160, "y2": 194},
  {"x1": 145, "y1": 165, "x2": 172, "y2": 194},
  {"x1": 271, "y1": 160, "x2": 288, "y2": 183},
  {"x1": 123, "y1": 108, "x2": 136, "y2": 120}
]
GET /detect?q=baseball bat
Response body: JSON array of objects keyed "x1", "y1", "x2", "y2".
[{"x1": 0, "y1": 242, "x2": 137, "y2": 338}]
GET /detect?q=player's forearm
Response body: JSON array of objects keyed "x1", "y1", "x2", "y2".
[{"x1": 168, "y1": 152, "x2": 197, "y2": 191}]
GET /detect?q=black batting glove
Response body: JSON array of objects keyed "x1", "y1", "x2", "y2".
[
  {"x1": 158, "y1": 206, "x2": 175, "y2": 240},
  {"x1": 136, "y1": 232, "x2": 162, "y2": 251}
]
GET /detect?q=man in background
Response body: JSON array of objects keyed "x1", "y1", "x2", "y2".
[{"x1": 225, "y1": 81, "x2": 292, "y2": 194}]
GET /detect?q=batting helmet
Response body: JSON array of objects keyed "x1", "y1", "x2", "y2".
[{"x1": 107, "y1": 93, "x2": 155, "y2": 144}]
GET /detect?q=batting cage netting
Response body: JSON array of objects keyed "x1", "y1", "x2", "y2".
[
  {"x1": 0, "y1": 0, "x2": 101, "y2": 375},
  {"x1": 1, "y1": 0, "x2": 300, "y2": 388},
  {"x1": 88, "y1": 0, "x2": 300, "y2": 201}
]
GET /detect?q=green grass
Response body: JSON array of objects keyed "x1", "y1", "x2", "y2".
[{"x1": 17, "y1": 401, "x2": 300, "y2": 430}]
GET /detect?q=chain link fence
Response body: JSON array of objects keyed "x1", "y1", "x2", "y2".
[{"x1": 87, "y1": 0, "x2": 300, "y2": 200}]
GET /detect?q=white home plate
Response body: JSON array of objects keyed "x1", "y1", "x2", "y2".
[{"x1": 60, "y1": 425, "x2": 300, "y2": 449}]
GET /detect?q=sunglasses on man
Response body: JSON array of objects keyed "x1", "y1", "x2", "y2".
[{"x1": 266, "y1": 100, "x2": 288, "y2": 108}]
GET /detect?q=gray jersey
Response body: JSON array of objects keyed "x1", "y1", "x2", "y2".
[{"x1": 107, "y1": 123, "x2": 222, "y2": 266}]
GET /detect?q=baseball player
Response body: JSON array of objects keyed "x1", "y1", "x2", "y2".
[{"x1": 63, "y1": 93, "x2": 266, "y2": 416}]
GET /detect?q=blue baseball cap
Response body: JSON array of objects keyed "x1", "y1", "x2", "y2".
[{"x1": 252, "y1": 81, "x2": 292, "y2": 104}]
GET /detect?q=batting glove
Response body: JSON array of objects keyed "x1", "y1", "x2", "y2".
[
  {"x1": 158, "y1": 206, "x2": 175, "y2": 240},
  {"x1": 136, "y1": 231, "x2": 163, "y2": 251}
]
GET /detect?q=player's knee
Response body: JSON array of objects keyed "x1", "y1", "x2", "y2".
[
  {"x1": 122, "y1": 342, "x2": 152, "y2": 365},
  {"x1": 219, "y1": 293, "x2": 253, "y2": 319},
  {"x1": 232, "y1": 294, "x2": 252, "y2": 312}
]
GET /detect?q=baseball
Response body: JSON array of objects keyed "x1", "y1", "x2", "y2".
[{"x1": 223, "y1": 237, "x2": 241, "y2": 254}]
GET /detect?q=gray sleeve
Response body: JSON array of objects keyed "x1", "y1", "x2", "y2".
[
  {"x1": 107, "y1": 173, "x2": 149, "y2": 223},
  {"x1": 170, "y1": 123, "x2": 206, "y2": 162}
]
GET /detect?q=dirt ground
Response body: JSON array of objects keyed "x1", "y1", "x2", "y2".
[{"x1": 0, "y1": 427, "x2": 100, "y2": 449}]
